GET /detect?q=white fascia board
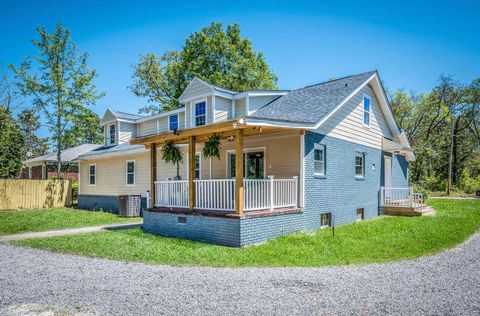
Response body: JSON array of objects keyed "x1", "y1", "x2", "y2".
[
  {"x1": 370, "y1": 74, "x2": 401, "y2": 136},
  {"x1": 244, "y1": 118, "x2": 311, "y2": 129},
  {"x1": 135, "y1": 107, "x2": 185, "y2": 123},
  {"x1": 78, "y1": 147, "x2": 148, "y2": 160},
  {"x1": 213, "y1": 90, "x2": 234, "y2": 99},
  {"x1": 233, "y1": 91, "x2": 288, "y2": 99}
]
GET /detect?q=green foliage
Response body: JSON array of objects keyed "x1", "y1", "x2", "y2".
[
  {"x1": 161, "y1": 141, "x2": 183, "y2": 165},
  {"x1": 62, "y1": 107, "x2": 103, "y2": 148},
  {"x1": 0, "y1": 208, "x2": 141, "y2": 236},
  {"x1": 16, "y1": 199, "x2": 480, "y2": 267},
  {"x1": 17, "y1": 109, "x2": 49, "y2": 158},
  {"x1": 202, "y1": 133, "x2": 222, "y2": 159},
  {"x1": 131, "y1": 22, "x2": 277, "y2": 114},
  {"x1": 0, "y1": 106, "x2": 25, "y2": 178},
  {"x1": 391, "y1": 75, "x2": 480, "y2": 194},
  {"x1": 10, "y1": 23, "x2": 104, "y2": 176}
]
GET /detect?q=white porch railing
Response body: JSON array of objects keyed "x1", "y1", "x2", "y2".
[
  {"x1": 154, "y1": 177, "x2": 298, "y2": 211},
  {"x1": 195, "y1": 179, "x2": 235, "y2": 211},
  {"x1": 155, "y1": 180, "x2": 189, "y2": 208},
  {"x1": 380, "y1": 187, "x2": 425, "y2": 208}
]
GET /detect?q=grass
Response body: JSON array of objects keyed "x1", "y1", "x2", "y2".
[
  {"x1": 15, "y1": 199, "x2": 480, "y2": 267},
  {"x1": 0, "y1": 208, "x2": 142, "y2": 236}
]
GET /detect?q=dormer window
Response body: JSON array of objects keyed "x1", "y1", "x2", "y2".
[
  {"x1": 108, "y1": 123, "x2": 116, "y2": 145},
  {"x1": 169, "y1": 114, "x2": 179, "y2": 131},
  {"x1": 195, "y1": 102, "x2": 206, "y2": 126}
]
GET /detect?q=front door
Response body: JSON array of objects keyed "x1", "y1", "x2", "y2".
[
  {"x1": 228, "y1": 150, "x2": 265, "y2": 179},
  {"x1": 384, "y1": 155, "x2": 392, "y2": 188}
]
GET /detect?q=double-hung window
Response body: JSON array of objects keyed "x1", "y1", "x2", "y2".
[
  {"x1": 126, "y1": 160, "x2": 135, "y2": 186},
  {"x1": 314, "y1": 144, "x2": 326, "y2": 176},
  {"x1": 195, "y1": 102, "x2": 206, "y2": 126},
  {"x1": 89, "y1": 164, "x2": 96, "y2": 186},
  {"x1": 363, "y1": 95, "x2": 371, "y2": 126},
  {"x1": 108, "y1": 124, "x2": 116, "y2": 145},
  {"x1": 355, "y1": 152, "x2": 365, "y2": 178},
  {"x1": 169, "y1": 114, "x2": 178, "y2": 131}
]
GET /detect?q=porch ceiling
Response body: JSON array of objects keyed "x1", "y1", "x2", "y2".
[{"x1": 131, "y1": 119, "x2": 300, "y2": 146}]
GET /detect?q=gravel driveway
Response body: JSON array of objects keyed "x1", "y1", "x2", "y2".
[{"x1": 1, "y1": 233, "x2": 480, "y2": 316}]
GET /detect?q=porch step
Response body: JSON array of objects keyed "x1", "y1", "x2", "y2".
[{"x1": 380, "y1": 205, "x2": 435, "y2": 217}]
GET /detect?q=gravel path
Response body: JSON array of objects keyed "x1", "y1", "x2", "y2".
[{"x1": 1, "y1": 233, "x2": 480, "y2": 316}]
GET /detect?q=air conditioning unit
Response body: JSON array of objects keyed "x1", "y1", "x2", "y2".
[{"x1": 118, "y1": 195, "x2": 141, "y2": 217}]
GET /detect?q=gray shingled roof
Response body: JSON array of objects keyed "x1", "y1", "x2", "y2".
[
  {"x1": 249, "y1": 71, "x2": 377, "y2": 125},
  {"x1": 79, "y1": 143, "x2": 146, "y2": 158},
  {"x1": 24, "y1": 144, "x2": 102, "y2": 164}
]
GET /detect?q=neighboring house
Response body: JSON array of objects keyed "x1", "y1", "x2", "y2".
[
  {"x1": 78, "y1": 70, "x2": 423, "y2": 247},
  {"x1": 22, "y1": 144, "x2": 102, "y2": 180}
]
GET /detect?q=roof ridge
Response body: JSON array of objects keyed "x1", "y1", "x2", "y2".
[{"x1": 302, "y1": 70, "x2": 377, "y2": 90}]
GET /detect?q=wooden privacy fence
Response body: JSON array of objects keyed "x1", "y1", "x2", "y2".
[{"x1": 0, "y1": 179, "x2": 72, "y2": 210}]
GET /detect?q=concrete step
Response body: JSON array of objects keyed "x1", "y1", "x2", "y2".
[{"x1": 381, "y1": 205, "x2": 435, "y2": 217}]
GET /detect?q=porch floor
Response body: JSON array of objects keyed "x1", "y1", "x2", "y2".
[{"x1": 148, "y1": 207, "x2": 303, "y2": 219}]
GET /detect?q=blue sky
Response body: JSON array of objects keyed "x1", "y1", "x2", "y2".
[{"x1": 1, "y1": 0, "x2": 479, "y2": 121}]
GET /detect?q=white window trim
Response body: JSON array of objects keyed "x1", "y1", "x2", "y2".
[
  {"x1": 108, "y1": 123, "x2": 117, "y2": 145},
  {"x1": 191, "y1": 98, "x2": 207, "y2": 127},
  {"x1": 225, "y1": 146, "x2": 267, "y2": 179},
  {"x1": 126, "y1": 160, "x2": 136, "y2": 186},
  {"x1": 362, "y1": 93, "x2": 371, "y2": 128},
  {"x1": 313, "y1": 143, "x2": 326, "y2": 176},
  {"x1": 355, "y1": 152, "x2": 365, "y2": 179},
  {"x1": 89, "y1": 164, "x2": 96, "y2": 186},
  {"x1": 169, "y1": 114, "x2": 179, "y2": 131}
]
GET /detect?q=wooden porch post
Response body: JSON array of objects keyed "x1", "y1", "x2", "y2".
[
  {"x1": 188, "y1": 136, "x2": 196, "y2": 212},
  {"x1": 235, "y1": 129, "x2": 244, "y2": 215},
  {"x1": 150, "y1": 143, "x2": 157, "y2": 208}
]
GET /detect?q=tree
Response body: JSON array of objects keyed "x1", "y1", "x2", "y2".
[
  {"x1": 130, "y1": 22, "x2": 277, "y2": 114},
  {"x1": 11, "y1": 24, "x2": 104, "y2": 177},
  {"x1": 0, "y1": 71, "x2": 21, "y2": 112},
  {"x1": 17, "y1": 109, "x2": 49, "y2": 158},
  {"x1": 63, "y1": 107, "x2": 103, "y2": 149},
  {"x1": 0, "y1": 106, "x2": 25, "y2": 178}
]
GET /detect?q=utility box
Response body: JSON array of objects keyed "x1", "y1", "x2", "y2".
[{"x1": 119, "y1": 195, "x2": 141, "y2": 217}]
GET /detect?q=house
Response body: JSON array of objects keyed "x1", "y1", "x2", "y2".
[
  {"x1": 78, "y1": 70, "x2": 425, "y2": 247},
  {"x1": 22, "y1": 144, "x2": 101, "y2": 180}
]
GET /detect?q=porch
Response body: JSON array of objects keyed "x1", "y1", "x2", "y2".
[
  {"x1": 379, "y1": 187, "x2": 434, "y2": 216},
  {"x1": 131, "y1": 119, "x2": 303, "y2": 216}
]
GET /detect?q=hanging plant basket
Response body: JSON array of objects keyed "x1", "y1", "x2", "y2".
[
  {"x1": 161, "y1": 141, "x2": 183, "y2": 166},
  {"x1": 203, "y1": 133, "x2": 222, "y2": 159}
]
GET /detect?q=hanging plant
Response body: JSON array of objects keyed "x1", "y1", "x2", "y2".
[
  {"x1": 161, "y1": 141, "x2": 183, "y2": 178},
  {"x1": 203, "y1": 133, "x2": 222, "y2": 159}
]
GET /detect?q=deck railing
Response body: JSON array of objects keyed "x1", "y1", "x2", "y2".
[
  {"x1": 154, "y1": 177, "x2": 298, "y2": 211},
  {"x1": 380, "y1": 187, "x2": 425, "y2": 208}
]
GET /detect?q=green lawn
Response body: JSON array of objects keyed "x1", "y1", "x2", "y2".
[
  {"x1": 15, "y1": 199, "x2": 480, "y2": 267},
  {"x1": 0, "y1": 208, "x2": 142, "y2": 236}
]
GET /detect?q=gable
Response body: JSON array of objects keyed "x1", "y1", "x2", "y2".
[
  {"x1": 315, "y1": 83, "x2": 393, "y2": 149},
  {"x1": 179, "y1": 78, "x2": 213, "y2": 103},
  {"x1": 101, "y1": 109, "x2": 117, "y2": 124}
]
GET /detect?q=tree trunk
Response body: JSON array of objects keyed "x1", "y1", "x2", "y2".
[
  {"x1": 447, "y1": 117, "x2": 456, "y2": 195},
  {"x1": 56, "y1": 99, "x2": 62, "y2": 178}
]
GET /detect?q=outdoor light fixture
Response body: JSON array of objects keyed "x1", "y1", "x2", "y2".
[{"x1": 227, "y1": 136, "x2": 234, "y2": 141}]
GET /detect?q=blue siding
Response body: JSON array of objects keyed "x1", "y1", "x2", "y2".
[
  {"x1": 143, "y1": 211, "x2": 240, "y2": 247},
  {"x1": 78, "y1": 194, "x2": 147, "y2": 214},
  {"x1": 303, "y1": 131, "x2": 382, "y2": 227}
]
